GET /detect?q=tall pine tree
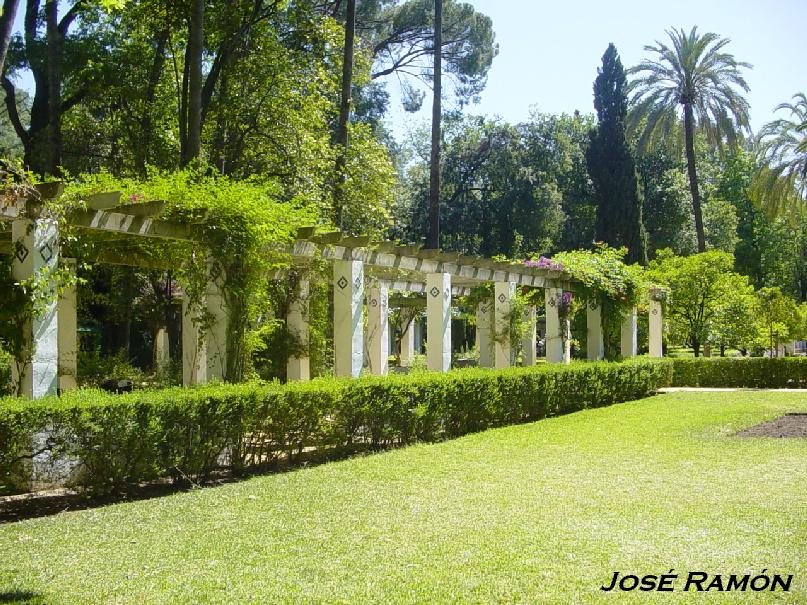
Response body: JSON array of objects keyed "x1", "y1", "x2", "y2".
[{"x1": 587, "y1": 44, "x2": 647, "y2": 264}]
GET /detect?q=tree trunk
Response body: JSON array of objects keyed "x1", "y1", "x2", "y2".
[
  {"x1": 333, "y1": 0, "x2": 355, "y2": 229},
  {"x1": 426, "y1": 0, "x2": 442, "y2": 249},
  {"x1": 683, "y1": 102, "x2": 706, "y2": 252},
  {"x1": 45, "y1": 0, "x2": 61, "y2": 175},
  {"x1": 138, "y1": 28, "x2": 169, "y2": 175},
  {"x1": 182, "y1": 0, "x2": 204, "y2": 166},
  {"x1": 0, "y1": 0, "x2": 20, "y2": 76}
]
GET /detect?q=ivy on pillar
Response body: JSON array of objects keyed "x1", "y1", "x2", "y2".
[
  {"x1": 399, "y1": 309, "x2": 416, "y2": 367},
  {"x1": 544, "y1": 287, "x2": 564, "y2": 363},
  {"x1": 58, "y1": 259, "x2": 78, "y2": 391},
  {"x1": 366, "y1": 282, "x2": 389, "y2": 375},
  {"x1": 521, "y1": 305, "x2": 537, "y2": 366},
  {"x1": 649, "y1": 294, "x2": 664, "y2": 358},
  {"x1": 475, "y1": 301, "x2": 493, "y2": 368},
  {"x1": 334, "y1": 260, "x2": 364, "y2": 377},
  {"x1": 586, "y1": 298, "x2": 604, "y2": 361},
  {"x1": 494, "y1": 282, "x2": 515, "y2": 368},
  {"x1": 286, "y1": 275, "x2": 310, "y2": 381},
  {"x1": 182, "y1": 261, "x2": 229, "y2": 386},
  {"x1": 11, "y1": 219, "x2": 59, "y2": 398},
  {"x1": 426, "y1": 273, "x2": 451, "y2": 372},
  {"x1": 621, "y1": 306, "x2": 638, "y2": 358}
]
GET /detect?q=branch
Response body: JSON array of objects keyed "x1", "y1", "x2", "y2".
[
  {"x1": 58, "y1": 0, "x2": 83, "y2": 37},
  {"x1": 1, "y1": 76, "x2": 29, "y2": 144}
]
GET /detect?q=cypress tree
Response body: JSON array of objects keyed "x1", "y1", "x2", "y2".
[{"x1": 587, "y1": 43, "x2": 647, "y2": 264}]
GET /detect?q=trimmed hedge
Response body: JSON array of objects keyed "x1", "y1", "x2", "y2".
[
  {"x1": 670, "y1": 357, "x2": 807, "y2": 389},
  {"x1": 0, "y1": 360, "x2": 671, "y2": 495}
]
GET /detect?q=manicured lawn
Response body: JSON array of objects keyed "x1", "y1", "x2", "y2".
[{"x1": 1, "y1": 391, "x2": 805, "y2": 604}]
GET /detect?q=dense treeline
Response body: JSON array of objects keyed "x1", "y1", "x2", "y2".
[{"x1": 0, "y1": 2, "x2": 805, "y2": 382}]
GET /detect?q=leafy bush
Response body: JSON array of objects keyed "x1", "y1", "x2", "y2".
[
  {"x1": 0, "y1": 360, "x2": 671, "y2": 495},
  {"x1": 670, "y1": 357, "x2": 807, "y2": 388}
]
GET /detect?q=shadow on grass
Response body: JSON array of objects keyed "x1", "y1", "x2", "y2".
[
  {"x1": 1, "y1": 443, "x2": 388, "y2": 524},
  {"x1": 0, "y1": 590, "x2": 48, "y2": 604}
]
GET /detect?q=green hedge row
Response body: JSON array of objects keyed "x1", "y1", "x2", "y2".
[
  {"x1": 0, "y1": 360, "x2": 671, "y2": 495},
  {"x1": 669, "y1": 357, "x2": 807, "y2": 388}
]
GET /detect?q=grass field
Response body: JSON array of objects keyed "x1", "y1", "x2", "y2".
[{"x1": 1, "y1": 391, "x2": 805, "y2": 604}]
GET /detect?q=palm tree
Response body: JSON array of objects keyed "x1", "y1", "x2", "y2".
[
  {"x1": 751, "y1": 93, "x2": 807, "y2": 217},
  {"x1": 627, "y1": 27, "x2": 751, "y2": 252}
]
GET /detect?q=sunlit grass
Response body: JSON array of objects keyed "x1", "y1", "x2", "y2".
[{"x1": 1, "y1": 391, "x2": 805, "y2": 604}]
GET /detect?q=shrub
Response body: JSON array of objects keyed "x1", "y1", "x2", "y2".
[
  {"x1": 670, "y1": 357, "x2": 807, "y2": 388},
  {"x1": 0, "y1": 360, "x2": 671, "y2": 496}
]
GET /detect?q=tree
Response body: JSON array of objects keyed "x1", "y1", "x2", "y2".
[
  {"x1": 627, "y1": 26, "x2": 751, "y2": 253},
  {"x1": 0, "y1": 0, "x2": 20, "y2": 82},
  {"x1": 426, "y1": 0, "x2": 441, "y2": 248},
  {"x1": 755, "y1": 287, "x2": 801, "y2": 356},
  {"x1": 180, "y1": 0, "x2": 204, "y2": 166},
  {"x1": 333, "y1": 0, "x2": 356, "y2": 228},
  {"x1": 751, "y1": 92, "x2": 807, "y2": 217},
  {"x1": 648, "y1": 249, "x2": 752, "y2": 356},
  {"x1": 586, "y1": 44, "x2": 646, "y2": 264}
]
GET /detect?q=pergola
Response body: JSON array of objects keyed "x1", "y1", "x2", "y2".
[{"x1": 0, "y1": 186, "x2": 665, "y2": 398}]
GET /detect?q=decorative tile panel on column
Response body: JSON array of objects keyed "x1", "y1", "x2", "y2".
[
  {"x1": 366, "y1": 282, "x2": 389, "y2": 375},
  {"x1": 205, "y1": 261, "x2": 228, "y2": 382},
  {"x1": 544, "y1": 287, "x2": 564, "y2": 363},
  {"x1": 476, "y1": 301, "x2": 493, "y2": 368},
  {"x1": 621, "y1": 306, "x2": 638, "y2": 358},
  {"x1": 182, "y1": 294, "x2": 207, "y2": 386},
  {"x1": 334, "y1": 260, "x2": 364, "y2": 377},
  {"x1": 426, "y1": 273, "x2": 451, "y2": 372},
  {"x1": 494, "y1": 282, "x2": 516, "y2": 368},
  {"x1": 287, "y1": 276, "x2": 310, "y2": 381},
  {"x1": 586, "y1": 298, "x2": 604, "y2": 361},
  {"x1": 12, "y1": 219, "x2": 59, "y2": 398}
]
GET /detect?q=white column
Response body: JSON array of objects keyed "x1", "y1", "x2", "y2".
[
  {"x1": 476, "y1": 302, "x2": 493, "y2": 368},
  {"x1": 182, "y1": 261, "x2": 228, "y2": 386},
  {"x1": 154, "y1": 327, "x2": 170, "y2": 372},
  {"x1": 400, "y1": 311, "x2": 415, "y2": 367},
  {"x1": 426, "y1": 273, "x2": 451, "y2": 371},
  {"x1": 182, "y1": 294, "x2": 206, "y2": 386},
  {"x1": 649, "y1": 299, "x2": 663, "y2": 358},
  {"x1": 586, "y1": 298, "x2": 604, "y2": 361},
  {"x1": 545, "y1": 287, "x2": 564, "y2": 363},
  {"x1": 494, "y1": 282, "x2": 516, "y2": 368},
  {"x1": 521, "y1": 305, "x2": 537, "y2": 366},
  {"x1": 58, "y1": 259, "x2": 78, "y2": 391},
  {"x1": 366, "y1": 283, "x2": 389, "y2": 375},
  {"x1": 287, "y1": 276, "x2": 310, "y2": 381},
  {"x1": 334, "y1": 260, "x2": 364, "y2": 377},
  {"x1": 12, "y1": 219, "x2": 59, "y2": 398},
  {"x1": 620, "y1": 307, "x2": 638, "y2": 358}
]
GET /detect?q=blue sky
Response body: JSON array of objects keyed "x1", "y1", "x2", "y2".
[{"x1": 385, "y1": 0, "x2": 807, "y2": 139}]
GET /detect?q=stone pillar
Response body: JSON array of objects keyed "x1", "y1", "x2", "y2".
[
  {"x1": 494, "y1": 282, "x2": 516, "y2": 368},
  {"x1": 11, "y1": 219, "x2": 59, "y2": 398},
  {"x1": 182, "y1": 261, "x2": 228, "y2": 386},
  {"x1": 399, "y1": 311, "x2": 415, "y2": 367},
  {"x1": 154, "y1": 327, "x2": 170, "y2": 372},
  {"x1": 544, "y1": 287, "x2": 564, "y2": 363},
  {"x1": 286, "y1": 276, "x2": 310, "y2": 381},
  {"x1": 426, "y1": 273, "x2": 451, "y2": 372},
  {"x1": 475, "y1": 302, "x2": 493, "y2": 368},
  {"x1": 58, "y1": 259, "x2": 78, "y2": 391},
  {"x1": 649, "y1": 299, "x2": 663, "y2": 358},
  {"x1": 620, "y1": 307, "x2": 638, "y2": 358},
  {"x1": 334, "y1": 260, "x2": 364, "y2": 377},
  {"x1": 521, "y1": 305, "x2": 537, "y2": 366},
  {"x1": 586, "y1": 298, "x2": 604, "y2": 361},
  {"x1": 366, "y1": 283, "x2": 389, "y2": 375}
]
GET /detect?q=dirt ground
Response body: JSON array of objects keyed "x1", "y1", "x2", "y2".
[{"x1": 736, "y1": 413, "x2": 807, "y2": 438}]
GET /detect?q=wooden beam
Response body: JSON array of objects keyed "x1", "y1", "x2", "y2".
[
  {"x1": 68, "y1": 209, "x2": 194, "y2": 241},
  {"x1": 111, "y1": 200, "x2": 166, "y2": 217},
  {"x1": 86, "y1": 191, "x2": 122, "y2": 210}
]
